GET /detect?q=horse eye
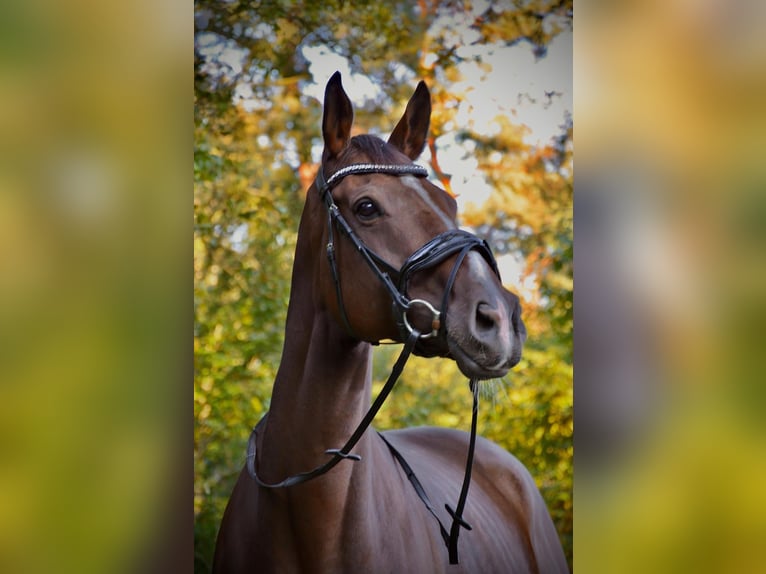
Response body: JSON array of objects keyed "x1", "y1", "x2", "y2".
[{"x1": 354, "y1": 198, "x2": 381, "y2": 221}]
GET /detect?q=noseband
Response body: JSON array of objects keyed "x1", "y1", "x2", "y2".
[
  {"x1": 315, "y1": 162, "x2": 500, "y2": 345},
  {"x1": 247, "y1": 162, "x2": 503, "y2": 565}
]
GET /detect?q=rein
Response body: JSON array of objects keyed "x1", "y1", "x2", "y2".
[
  {"x1": 246, "y1": 162, "x2": 500, "y2": 565},
  {"x1": 247, "y1": 328, "x2": 421, "y2": 487}
]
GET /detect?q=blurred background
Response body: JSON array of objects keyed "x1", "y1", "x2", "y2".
[
  {"x1": 1, "y1": 0, "x2": 190, "y2": 572},
  {"x1": 194, "y1": 1, "x2": 572, "y2": 571},
  {"x1": 1, "y1": 0, "x2": 764, "y2": 572},
  {"x1": 575, "y1": 0, "x2": 766, "y2": 572}
]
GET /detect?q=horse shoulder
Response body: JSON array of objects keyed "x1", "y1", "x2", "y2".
[
  {"x1": 380, "y1": 426, "x2": 568, "y2": 573},
  {"x1": 474, "y1": 434, "x2": 569, "y2": 573}
]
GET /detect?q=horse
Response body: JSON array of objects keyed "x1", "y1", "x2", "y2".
[{"x1": 212, "y1": 72, "x2": 568, "y2": 573}]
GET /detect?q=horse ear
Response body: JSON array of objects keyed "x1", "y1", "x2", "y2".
[
  {"x1": 322, "y1": 71, "x2": 354, "y2": 159},
  {"x1": 388, "y1": 81, "x2": 431, "y2": 160}
]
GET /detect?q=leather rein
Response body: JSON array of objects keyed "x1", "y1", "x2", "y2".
[{"x1": 246, "y1": 162, "x2": 501, "y2": 564}]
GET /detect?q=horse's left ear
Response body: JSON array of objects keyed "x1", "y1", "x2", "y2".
[
  {"x1": 388, "y1": 81, "x2": 431, "y2": 160},
  {"x1": 322, "y1": 71, "x2": 354, "y2": 160}
]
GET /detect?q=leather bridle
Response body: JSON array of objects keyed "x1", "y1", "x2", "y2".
[
  {"x1": 246, "y1": 162, "x2": 502, "y2": 564},
  {"x1": 316, "y1": 162, "x2": 500, "y2": 347}
]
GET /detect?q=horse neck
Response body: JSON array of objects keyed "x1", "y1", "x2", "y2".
[{"x1": 259, "y1": 198, "x2": 375, "y2": 488}]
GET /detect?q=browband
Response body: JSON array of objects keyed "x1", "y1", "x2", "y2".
[{"x1": 317, "y1": 163, "x2": 429, "y2": 197}]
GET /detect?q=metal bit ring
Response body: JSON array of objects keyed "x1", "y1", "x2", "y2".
[{"x1": 403, "y1": 299, "x2": 441, "y2": 339}]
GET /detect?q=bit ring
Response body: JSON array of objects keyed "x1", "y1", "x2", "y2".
[{"x1": 403, "y1": 299, "x2": 441, "y2": 339}]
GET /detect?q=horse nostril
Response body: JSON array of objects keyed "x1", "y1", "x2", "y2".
[{"x1": 475, "y1": 302, "x2": 498, "y2": 334}]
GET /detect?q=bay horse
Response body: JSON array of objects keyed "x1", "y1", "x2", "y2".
[{"x1": 213, "y1": 72, "x2": 568, "y2": 573}]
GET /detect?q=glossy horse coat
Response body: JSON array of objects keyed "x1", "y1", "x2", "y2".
[{"x1": 213, "y1": 73, "x2": 568, "y2": 573}]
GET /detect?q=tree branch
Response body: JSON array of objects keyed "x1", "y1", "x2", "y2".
[{"x1": 427, "y1": 135, "x2": 454, "y2": 197}]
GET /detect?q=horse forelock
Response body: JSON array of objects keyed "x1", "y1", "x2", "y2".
[{"x1": 339, "y1": 134, "x2": 409, "y2": 166}]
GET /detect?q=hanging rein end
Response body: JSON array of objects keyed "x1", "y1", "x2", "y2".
[
  {"x1": 445, "y1": 501, "x2": 473, "y2": 565},
  {"x1": 445, "y1": 504, "x2": 473, "y2": 530},
  {"x1": 444, "y1": 502, "x2": 474, "y2": 565}
]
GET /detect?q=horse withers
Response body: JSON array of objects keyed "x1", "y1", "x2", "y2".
[{"x1": 213, "y1": 72, "x2": 568, "y2": 573}]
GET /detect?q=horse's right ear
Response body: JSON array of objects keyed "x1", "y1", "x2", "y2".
[
  {"x1": 388, "y1": 81, "x2": 431, "y2": 160},
  {"x1": 322, "y1": 71, "x2": 353, "y2": 160}
]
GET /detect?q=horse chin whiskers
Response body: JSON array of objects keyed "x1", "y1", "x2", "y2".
[{"x1": 474, "y1": 377, "x2": 507, "y2": 405}]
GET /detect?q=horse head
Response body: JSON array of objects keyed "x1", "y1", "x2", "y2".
[{"x1": 312, "y1": 72, "x2": 526, "y2": 380}]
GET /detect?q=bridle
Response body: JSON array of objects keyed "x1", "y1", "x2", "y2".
[
  {"x1": 316, "y1": 162, "x2": 500, "y2": 347},
  {"x1": 246, "y1": 161, "x2": 502, "y2": 564}
]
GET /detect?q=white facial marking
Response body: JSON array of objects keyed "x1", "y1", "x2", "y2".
[{"x1": 400, "y1": 175, "x2": 456, "y2": 230}]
